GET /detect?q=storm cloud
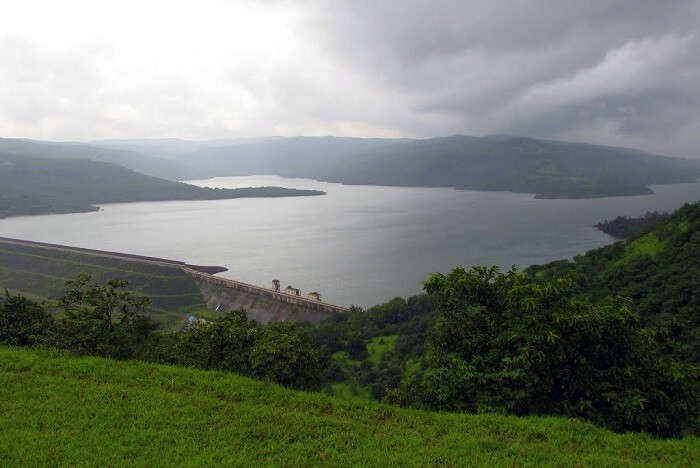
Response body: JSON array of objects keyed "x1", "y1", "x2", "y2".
[{"x1": 1, "y1": 0, "x2": 699, "y2": 157}]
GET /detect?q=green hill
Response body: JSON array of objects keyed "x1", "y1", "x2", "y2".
[
  {"x1": 528, "y1": 200, "x2": 700, "y2": 361},
  {"x1": 0, "y1": 154, "x2": 324, "y2": 218},
  {"x1": 0, "y1": 238, "x2": 208, "y2": 329},
  {"x1": 1, "y1": 346, "x2": 696, "y2": 467},
  {"x1": 0, "y1": 137, "x2": 201, "y2": 180},
  {"x1": 316, "y1": 135, "x2": 700, "y2": 198}
]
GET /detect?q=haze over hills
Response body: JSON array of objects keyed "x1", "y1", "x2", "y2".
[
  {"x1": 0, "y1": 154, "x2": 324, "y2": 218},
  {"x1": 3, "y1": 134, "x2": 699, "y2": 210},
  {"x1": 0, "y1": 137, "x2": 203, "y2": 180},
  {"x1": 94, "y1": 134, "x2": 700, "y2": 198}
]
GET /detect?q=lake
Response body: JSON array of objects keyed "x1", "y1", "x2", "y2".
[{"x1": 2, "y1": 175, "x2": 700, "y2": 307}]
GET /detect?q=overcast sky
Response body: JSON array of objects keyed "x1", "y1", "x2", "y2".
[{"x1": 1, "y1": 1, "x2": 699, "y2": 157}]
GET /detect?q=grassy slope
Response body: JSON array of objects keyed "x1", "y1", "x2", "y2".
[
  {"x1": 0, "y1": 241, "x2": 208, "y2": 329},
  {"x1": 1, "y1": 347, "x2": 697, "y2": 467}
]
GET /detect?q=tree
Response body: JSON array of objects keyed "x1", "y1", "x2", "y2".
[
  {"x1": 250, "y1": 321, "x2": 327, "y2": 389},
  {"x1": 174, "y1": 310, "x2": 260, "y2": 373},
  {"x1": 0, "y1": 291, "x2": 54, "y2": 346},
  {"x1": 54, "y1": 274, "x2": 156, "y2": 359},
  {"x1": 390, "y1": 266, "x2": 699, "y2": 436}
]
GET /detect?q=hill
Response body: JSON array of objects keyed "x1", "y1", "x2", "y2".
[
  {"x1": 595, "y1": 211, "x2": 668, "y2": 238},
  {"x1": 0, "y1": 154, "x2": 325, "y2": 218},
  {"x1": 1, "y1": 346, "x2": 696, "y2": 466},
  {"x1": 165, "y1": 135, "x2": 404, "y2": 179},
  {"x1": 24, "y1": 135, "x2": 700, "y2": 198},
  {"x1": 0, "y1": 237, "x2": 210, "y2": 329},
  {"x1": 0, "y1": 137, "x2": 201, "y2": 180},
  {"x1": 314, "y1": 135, "x2": 700, "y2": 198},
  {"x1": 528, "y1": 200, "x2": 700, "y2": 361}
]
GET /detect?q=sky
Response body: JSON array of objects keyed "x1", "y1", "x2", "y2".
[{"x1": 1, "y1": 0, "x2": 699, "y2": 158}]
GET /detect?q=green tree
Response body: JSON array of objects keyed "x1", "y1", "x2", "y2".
[
  {"x1": 250, "y1": 321, "x2": 327, "y2": 389},
  {"x1": 54, "y1": 274, "x2": 156, "y2": 359},
  {"x1": 0, "y1": 291, "x2": 54, "y2": 346},
  {"x1": 391, "y1": 266, "x2": 699, "y2": 436},
  {"x1": 174, "y1": 310, "x2": 260, "y2": 373}
]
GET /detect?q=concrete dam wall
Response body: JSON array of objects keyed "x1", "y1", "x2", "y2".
[
  {"x1": 0, "y1": 236, "x2": 349, "y2": 325},
  {"x1": 183, "y1": 268, "x2": 349, "y2": 324}
]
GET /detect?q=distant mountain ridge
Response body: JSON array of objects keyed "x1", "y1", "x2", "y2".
[
  {"x1": 0, "y1": 154, "x2": 324, "y2": 218},
  {"x1": 5, "y1": 134, "x2": 699, "y2": 198},
  {"x1": 310, "y1": 135, "x2": 700, "y2": 198},
  {"x1": 0, "y1": 137, "x2": 202, "y2": 180}
]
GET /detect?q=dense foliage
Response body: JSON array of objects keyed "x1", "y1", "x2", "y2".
[
  {"x1": 387, "y1": 266, "x2": 698, "y2": 437},
  {"x1": 529, "y1": 201, "x2": 700, "y2": 363},
  {"x1": 315, "y1": 135, "x2": 700, "y2": 198},
  {"x1": 595, "y1": 211, "x2": 667, "y2": 238},
  {"x1": 310, "y1": 202, "x2": 700, "y2": 437},
  {"x1": 0, "y1": 154, "x2": 324, "y2": 218},
  {"x1": 0, "y1": 275, "x2": 327, "y2": 390}
]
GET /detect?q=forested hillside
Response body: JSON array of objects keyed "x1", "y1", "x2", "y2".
[
  {"x1": 315, "y1": 135, "x2": 700, "y2": 198},
  {"x1": 312, "y1": 201, "x2": 700, "y2": 436},
  {"x1": 0, "y1": 154, "x2": 324, "y2": 218},
  {"x1": 0, "y1": 137, "x2": 200, "y2": 180},
  {"x1": 528, "y1": 201, "x2": 700, "y2": 362},
  {"x1": 595, "y1": 211, "x2": 668, "y2": 238}
]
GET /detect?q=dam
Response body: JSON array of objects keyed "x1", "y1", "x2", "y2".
[{"x1": 0, "y1": 236, "x2": 349, "y2": 324}]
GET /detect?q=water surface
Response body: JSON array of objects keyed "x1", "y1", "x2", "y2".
[{"x1": 2, "y1": 175, "x2": 699, "y2": 307}]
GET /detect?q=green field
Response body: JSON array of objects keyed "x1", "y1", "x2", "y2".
[
  {"x1": 0, "y1": 241, "x2": 207, "y2": 329},
  {"x1": 1, "y1": 346, "x2": 696, "y2": 466}
]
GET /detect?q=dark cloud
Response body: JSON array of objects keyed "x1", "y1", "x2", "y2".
[
  {"x1": 1, "y1": 1, "x2": 699, "y2": 157},
  {"x1": 308, "y1": 1, "x2": 700, "y2": 157}
]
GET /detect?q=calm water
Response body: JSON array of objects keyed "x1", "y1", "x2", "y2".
[{"x1": 2, "y1": 175, "x2": 700, "y2": 307}]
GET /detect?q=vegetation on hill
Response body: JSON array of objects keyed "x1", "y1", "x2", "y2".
[
  {"x1": 4, "y1": 264, "x2": 697, "y2": 436},
  {"x1": 312, "y1": 201, "x2": 700, "y2": 436},
  {"x1": 0, "y1": 240, "x2": 207, "y2": 329},
  {"x1": 312, "y1": 135, "x2": 699, "y2": 198},
  {"x1": 595, "y1": 211, "x2": 668, "y2": 238},
  {"x1": 0, "y1": 154, "x2": 324, "y2": 218},
  {"x1": 8, "y1": 135, "x2": 699, "y2": 200},
  {"x1": 3, "y1": 200, "x2": 700, "y2": 440},
  {"x1": 1, "y1": 346, "x2": 697, "y2": 466},
  {"x1": 0, "y1": 137, "x2": 202, "y2": 180},
  {"x1": 0, "y1": 275, "x2": 327, "y2": 389},
  {"x1": 528, "y1": 201, "x2": 700, "y2": 363}
]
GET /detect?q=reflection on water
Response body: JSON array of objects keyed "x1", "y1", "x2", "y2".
[{"x1": 1, "y1": 175, "x2": 699, "y2": 307}]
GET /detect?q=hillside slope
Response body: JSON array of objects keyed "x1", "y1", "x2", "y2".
[
  {"x1": 528, "y1": 200, "x2": 700, "y2": 361},
  {"x1": 0, "y1": 154, "x2": 324, "y2": 218},
  {"x1": 0, "y1": 238, "x2": 209, "y2": 328},
  {"x1": 317, "y1": 135, "x2": 700, "y2": 198},
  {"x1": 0, "y1": 137, "x2": 201, "y2": 180},
  {"x1": 1, "y1": 346, "x2": 697, "y2": 466}
]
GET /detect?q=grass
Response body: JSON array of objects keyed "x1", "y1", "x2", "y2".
[
  {"x1": 0, "y1": 241, "x2": 207, "y2": 329},
  {"x1": 366, "y1": 335, "x2": 398, "y2": 364},
  {"x1": 1, "y1": 346, "x2": 698, "y2": 467},
  {"x1": 613, "y1": 233, "x2": 667, "y2": 267}
]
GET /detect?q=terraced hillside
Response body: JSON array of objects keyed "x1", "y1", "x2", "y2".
[
  {"x1": 1, "y1": 346, "x2": 697, "y2": 466},
  {"x1": 0, "y1": 239, "x2": 207, "y2": 329}
]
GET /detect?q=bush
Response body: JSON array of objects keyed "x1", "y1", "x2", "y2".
[
  {"x1": 390, "y1": 266, "x2": 699, "y2": 437},
  {"x1": 0, "y1": 291, "x2": 54, "y2": 346}
]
